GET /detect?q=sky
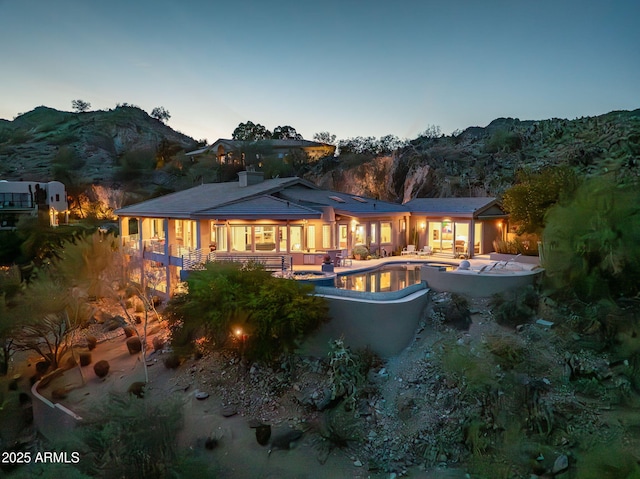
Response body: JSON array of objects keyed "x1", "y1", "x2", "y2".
[{"x1": 1, "y1": 0, "x2": 639, "y2": 144}]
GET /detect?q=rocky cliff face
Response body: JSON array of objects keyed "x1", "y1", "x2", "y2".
[{"x1": 307, "y1": 110, "x2": 640, "y2": 202}]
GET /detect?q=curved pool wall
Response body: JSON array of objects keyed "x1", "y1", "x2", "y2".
[
  {"x1": 301, "y1": 283, "x2": 429, "y2": 358},
  {"x1": 421, "y1": 264, "x2": 544, "y2": 297}
]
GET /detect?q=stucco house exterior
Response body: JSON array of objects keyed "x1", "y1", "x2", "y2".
[
  {"x1": 115, "y1": 171, "x2": 408, "y2": 296},
  {"x1": 0, "y1": 180, "x2": 69, "y2": 229},
  {"x1": 186, "y1": 139, "x2": 336, "y2": 165},
  {"x1": 404, "y1": 197, "x2": 508, "y2": 257}
]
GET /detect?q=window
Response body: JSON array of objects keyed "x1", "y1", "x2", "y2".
[
  {"x1": 255, "y1": 226, "x2": 276, "y2": 251},
  {"x1": 55, "y1": 194, "x2": 60, "y2": 202},
  {"x1": 355, "y1": 224, "x2": 365, "y2": 245},
  {"x1": 175, "y1": 220, "x2": 183, "y2": 239},
  {"x1": 279, "y1": 226, "x2": 287, "y2": 251},
  {"x1": 306, "y1": 225, "x2": 316, "y2": 251},
  {"x1": 370, "y1": 223, "x2": 377, "y2": 243},
  {"x1": 290, "y1": 226, "x2": 303, "y2": 251},
  {"x1": 151, "y1": 219, "x2": 164, "y2": 239},
  {"x1": 322, "y1": 225, "x2": 331, "y2": 249},
  {"x1": 210, "y1": 223, "x2": 227, "y2": 251},
  {"x1": 328, "y1": 195, "x2": 346, "y2": 203},
  {"x1": 380, "y1": 222, "x2": 391, "y2": 243},
  {"x1": 231, "y1": 226, "x2": 252, "y2": 251},
  {"x1": 339, "y1": 224, "x2": 348, "y2": 249}
]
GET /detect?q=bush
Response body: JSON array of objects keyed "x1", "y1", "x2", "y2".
[
  {"x1": 86, "y1": 335, "x2": 97, "y2": 350},
  {"x1": 93, "y1": 360, "x2": 110, "y2": 378},
  {"x1": 163, "y1": 354, "x2": 181, "y2": 369},
  {"x1": 152, "y1": 336, "x2": 165, "y2": 351},
  {"x1": 123, "y1": 326, "x2": 136, "y2": 338},
  {"x1": 126, "y1": 337, "x2": 142, "y2": 354},
  {"x1": 128, "y1": 381, "x2": 146, "y2": 398},
  {"x1": 489, "y1": 286, "x2": 538, "y2": 327},
  {"x1": 79, "y1": 352, "x2": 92, "y2": 366},
  {"x1": 433, "y1": 293, "x2": 472, "y2": 330}
]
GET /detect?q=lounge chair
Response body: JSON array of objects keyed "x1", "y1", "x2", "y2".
[
  {"x1": 417, "y1": 246, "x2": 432, "y2": 257},
  {"x1": 401, "y1": 245, "x2": 416, "y2": 255}
]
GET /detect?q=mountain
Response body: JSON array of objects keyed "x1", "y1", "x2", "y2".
[
  {"x1": 307, "y1": 109, "x2": 640, "y2": 202},
  {"x1": 1, "y1": 106, "x2": 639, "y2": 215},
  {"x1": 0, "y1": 105, "x2": 198, "y2": 195}
]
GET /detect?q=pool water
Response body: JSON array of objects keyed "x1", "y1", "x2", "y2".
[{"x1": 336, "y1": 264, "x2": 425, "y2": 292}]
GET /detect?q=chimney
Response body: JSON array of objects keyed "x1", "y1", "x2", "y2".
[{"x1": 238, "y1": 170, "x2": 264, "y2": 187}]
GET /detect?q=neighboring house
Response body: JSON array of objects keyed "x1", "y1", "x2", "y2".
[
  {"x1": 115, "y1": 171, "x2": 407, "y2": 296},
  {"x1": 0, "y1": 180, "x2": 69, "y2": 229},
  {"x1": 185, "y1": 139, "x2": 336, "y2": 165},
  {"x1": 404, "y1": 197, "x2": 508, "y2": 257}
]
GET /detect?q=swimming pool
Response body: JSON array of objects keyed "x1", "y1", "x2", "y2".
[{"x1": 335, "y1": 261, "x2": 456, "y2": 292}]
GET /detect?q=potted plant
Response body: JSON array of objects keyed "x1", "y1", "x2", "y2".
[{"x1": 352, "y1": 244, "x2": 369, "y2": 261}]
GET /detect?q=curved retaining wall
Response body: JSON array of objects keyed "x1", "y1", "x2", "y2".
[
  {"x1": 302, "y1": 284, "x2": 429, "y2": 358},
  {"x1": 31, "y1": 380, "x2": 82, "y2": 441},
  {"x1": 421, "y1": 265, "x2": 544, "y2": 297}
]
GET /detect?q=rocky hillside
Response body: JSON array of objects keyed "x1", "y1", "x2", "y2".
[
  {"x1": 1, "y1": 106, "x2": 639, "y2": 213},
  {"x1": 307, "y1": 109, "x2": 640, "y2": 202},
  {"x1": 0, "y1": 105, "x2": 198, "y2": 191}
]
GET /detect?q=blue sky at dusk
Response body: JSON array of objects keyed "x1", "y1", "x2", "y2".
[{"x1": 1, "y1": 0, "x2": 638, "y2": 143}]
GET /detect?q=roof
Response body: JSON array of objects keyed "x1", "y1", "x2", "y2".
[
  {"x1": 278, "y1": 187, "x2": 407, "y2": 217},
  {"x1": 186, "y1": 138, "x2": 335, "y2": 156},
  {"x1": 404, "y1": 197, "x2": 507, "y2": 218},
  {"x1": 192, "y1": 195, "x2": 322, "y2": 220},
  {"x1": 115, "y1": 177, "x2": 314, "y2": 218}
]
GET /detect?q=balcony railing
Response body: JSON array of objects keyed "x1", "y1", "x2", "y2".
[
  {"x1": 143, "y1": 238, "x2": 166, "y2": 254},
  {"x1": 122, "y1": 234, "x2": 140, "y2": 254}
]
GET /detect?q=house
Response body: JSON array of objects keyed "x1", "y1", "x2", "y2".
[
  {"x1": 0, "y1": 180, "x2": 69, "y2": 229},
  {"x1": 403, "y1": 197, "x2": 508, "y2": 257},
  {"x1": 185, "y1": 139, "x2": 336, "y2": 165},
  {"x1": 114, "y1": 171, "x2": 407, "y2": 296}
]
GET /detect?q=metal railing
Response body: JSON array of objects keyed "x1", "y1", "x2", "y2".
[{"x1": 182, "y1": 248, "x2": 216, "y2": 271}]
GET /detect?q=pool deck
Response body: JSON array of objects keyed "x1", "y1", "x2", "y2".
[{"x1": 292, "y1": 253, "x2": 539, "y2": 275}]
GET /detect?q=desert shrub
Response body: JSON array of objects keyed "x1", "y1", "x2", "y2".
[
  {"x1": 73, "y1": 392, "x2": 189, "y2": 477},
  {"x1": 440, "y1": 341, "x2": 497, "y2": 395},
  {"x1": 126, "y1": 337, "x2": 142, "y2": 354},
  {"x1": 79, "y1": 352, "x2": 92, "y2": 367},
  {"x1": 326, "y1": 339, "x2": 365, "y2": 412},
  {"x1": 86, "y1": 335, "x2": 97, "y2": 350},
  {"x1": 490, "y1": 285, "x2": 538, "y2": 327},
  {"x1": 576, "y1": 442, "x2": 640, "y2": 479},
  {"x1": 433, "y1": 293, "x2": 472, "y2": 330},
  {"x1": 93, "y1": 360, "x2": 110, "y2": 378},
  {"x1": 64, "y1": 356, "x2": 77, "y2": 370},
  {"x1": 163, "y1": 354, "x2": 181, "y2": 369},
  {"x1": 51, "y1": 388, "x2": 69, "y2": 400},
  {"x1": 152, "y1": 336, "x2": 165, "y2": 351},
  {"x1": 127, "y1": 382, "x2": 146, "y2": 398},
  {"x1": 122, "y1": 326, "x2": 136, "y2": 338},
  {"x1": 35, "y1": 360, "x2": 51, "y2": 375},
  {"x1": 484, "y1": 333, "x2": 526, "y2": 370}
]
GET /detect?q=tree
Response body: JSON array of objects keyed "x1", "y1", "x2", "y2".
[
  {"x1": 313, "y1": 131, "x2": 337, "y2": 145},
  {"x1": 164, "y1": 262, "x2": 329, "y2": 362},
  {"x1": 272, "y1": 125, "x2": 303, "y2": 140},
  {"x1": 502, "y1": 166, "x2": 579, "y2": 234},
  {"x1": 150, "y1": 106, "x2": 171, "y2": 123},
  {"x1": 543, "y1": 176, "x2": 640, "y2": 301},
  {"x1": 71, "y1": 99, "x2": 91, "y2": 113},
  {"x1": 232, "y1": 121, "x2": 272, "y2": 141},
  {"x1": 420, "y1": 124, "x2": 442, "y2": 139}
]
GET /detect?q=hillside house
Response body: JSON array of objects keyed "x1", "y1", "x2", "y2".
[
  {"x1": 0, "y1": 180, "x2": 69, "y2": 229},
  {"x1": 115, "y1": 171, "x2": 407, "y2": 296},
  {"x1": 186, "y1": 139, "x2": 336, "y2": 166}
]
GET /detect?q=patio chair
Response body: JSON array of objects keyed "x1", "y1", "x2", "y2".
[
  {"x1": 401, "y1": 245, "x2": 416, "y2": 255},
  {"x1": 417, "y1": 245, "x2": 432, "y2": 257}
]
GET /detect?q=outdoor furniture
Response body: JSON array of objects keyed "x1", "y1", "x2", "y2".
[
  {"x1": 455, "y1": 240, "x2": 466, "y2": 254},
  {"x1": 401, "y1": 245, "x2": 416, "y2": 255},
  {"x1": 417, "y1": 246, "x2": 432, "y2": 257}
]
